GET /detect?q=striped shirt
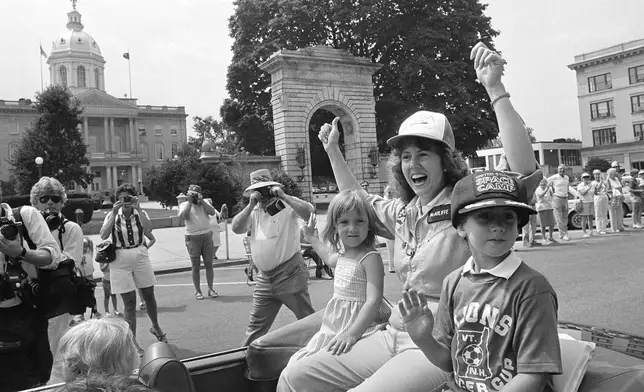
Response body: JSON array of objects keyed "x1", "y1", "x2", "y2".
[{"x1": 104, "y1": 208, "x2": 149, "y2": 248}]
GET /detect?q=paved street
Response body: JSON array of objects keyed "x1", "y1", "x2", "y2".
[{"x1": 93, "y1": 228, "x2": 644, "y2": 360}]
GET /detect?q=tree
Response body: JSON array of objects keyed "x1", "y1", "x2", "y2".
[
  {"x1": 10, "y1": 85, "x2": 91, "y2": 194},
  {"x1": 188, "y1": 116, "x2": 240, "y2": 154},
  {"x1": 583, "y1": 157, "x2": 611, "y2": 174},
  {"x1": 144, "y1": 144, "x2": 243, "y2": 210},
  {"x1": 224, "y1": 0, "x2": 501, "y2": 157}
]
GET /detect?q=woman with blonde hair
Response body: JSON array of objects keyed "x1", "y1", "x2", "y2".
[{"x1": 56, "y1": 317, "x2": 140, "y2": 383}]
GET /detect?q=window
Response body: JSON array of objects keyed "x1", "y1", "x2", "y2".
[
  {"x1": 94, "y1": 68, "x2": 100, "y2": 89},
  {"x1": 560, "y1": 149, "x2": 581, "y2": 166},
  {"x1": 634, "y1": 123, "x2": 644, "y2": 141},
  {"x1": 469, "y1": 156, "x2": 485, "y2": 168},
  {"x1": 77, "y1": 65, "x2": 86, "y2": 87},
  {"x1": 592, "y1": 127, "x2": 617, "y2": 146},
  {"x1": 171, "y1": 143, "x2": 179, "y2": 157},
  {"x1": 9, "y1": 120, "x2": 18, "y2": 135},
  {"x1": 487, "y1": 155, "x2": 494, "y2": 170},
  {"x1": 140, "y1": 142, "x2": 149, "y2": 160},
  {"x1": 59, "y1": 66, "x2": 67, "y2": 87},
  {"x1": 588, "y1": 73, "x2": 612, "y2": 92},
  {"x1": 93, "y1": 171, "x2": 102, "y2": 178},
  {"x1": 170, "y1": 128, "x2": 178, "y2": 136},
  {"x1": 628, "y1": 65, "x2": 644, "y2": 85},
  {"x1": 155, "y1": 142, "x2": 164, "y2": 160},
  {"x1": 533, "y1": 150, "x2": 540, "y2": 163},
  {"x1": 154, "y1": 125, "x2": 162, "y2": 136},
  {"x1": 67, "y1": 181, "x2": 76, "y2": 191},
  {"x1": 138, "y1": 127, "x2": 147, "y2": 136},
  {"x1": 590, "y1": 101, "x2": 614, "y2": 120},
  {"x1": 631, "y1": 94, "x2": 644, "y2": 113},
  {"x1": 8, "y1": 143, "x2": 19, "y2": 161}
]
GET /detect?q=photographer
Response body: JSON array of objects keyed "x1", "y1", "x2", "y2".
[
  {"x1": 178, "y1": 185, "x2": 219, "y2": 300},
  {"x1": 0, "y1": 188, "x2": 62, "y2": 391},
  {"x1": 29, "y1": 177, "x2": 87, "y2": 385},
  {"x1": 232, "y1": 169, "x2": 315, "y2": 345},
  {"x1": 99, "y1": 184, "x2": 166, "y2": 350}
]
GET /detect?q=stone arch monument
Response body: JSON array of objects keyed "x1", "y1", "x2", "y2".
[{"x1": 259, "y1": 46, "x2": 383, "y2": 201}]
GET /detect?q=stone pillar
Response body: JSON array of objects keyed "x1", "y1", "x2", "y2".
[
  {"x1": 135, "y1": 120, "x2": 141, "y2": 152},
  {"x1": 103, "y1": 117, "x2": 109, "y2": 155},
  {"x1": 129, "y1": 118, "x2": 135, "y2": 153},
  {"x1": 106, "y1": 166, "x2": 112, "y2": 191},
  {"x1": 113, "y1": 166, "x2": 119, "y2": 189},
  {"x1": 137, "y1": 166, "x2": 143, "y2": 185},
  {"x1": 83, "y1": 117, "x2": 89, "y2": 144},
  {"x1": 131, "y1": 165, "x2": 136, "y2": 185},
  {"x1": 110, "y1": 117, "x2": 116, "y2": 153}
]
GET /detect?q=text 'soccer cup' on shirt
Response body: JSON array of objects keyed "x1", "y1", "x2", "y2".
[{"x1": 433, "y1": 253, "x2": 563, "y2": 392}]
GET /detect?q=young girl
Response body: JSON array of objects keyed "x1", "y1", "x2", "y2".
[{"x1": 284, "y1": 190, "x2": 387, "y2": 366}]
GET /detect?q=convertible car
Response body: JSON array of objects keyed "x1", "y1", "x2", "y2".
[{"x1": 23, "y1": 307, "x2": 644, "y2": 392}]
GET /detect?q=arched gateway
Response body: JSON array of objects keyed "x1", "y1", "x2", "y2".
[{"x1": 259, "y1": 46, "x2": 383, "y2": 201}]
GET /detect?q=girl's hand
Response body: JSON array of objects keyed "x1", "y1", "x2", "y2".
[
  {"x1": 146, "y1": 239, "x2": 155, "y2": 249},
  {"x1": 398, "y1": 289, "x2": 435, "y2": 343},
  {"x1": 327, "y1": 332, "x2": 358, "y2": 355},
  {"x1": 302, "y1": 212, "x2": 317, "y2": 237},
  {"x1": 470, "y1": 42, "x2": 506, "y2": 89},
  {"x1": 318, "y1": 117, "x2": 340, "y2": 152}
]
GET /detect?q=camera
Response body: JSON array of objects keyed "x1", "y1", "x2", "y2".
[
  {"x1": 266, "y1": 199, "x2": 285, "y2": 216},
  {"x1": 189, "y1": 192, "x2": 200, "y2": 204},
  {"x1": 122, "y1": 195, "x2": 133, "y2": 204},
  {"x1": 0, "y1": 216, "x2": 21, "y2": 241},
  {"x1": 258, "y1": 187, "x2": 272, "y2": 198},
  {"x1": 43, "y1": 210, "x2": 62, "y2": 231}
]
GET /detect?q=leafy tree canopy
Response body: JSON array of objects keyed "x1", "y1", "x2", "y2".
[
  {"x1": 10, "y1": 85, "x2": 91, "y2": 194},
  {"x1": 223, "y1": 0, "x2": 500, "y2": 157},
  {"x1": 144, "y1": 144, "x2": 243, "y2": 210},
  {"x1": 583, "y1": 157, "x2": 611, "y2": 174},
  {"x1": 188, "y1": 115, "x2": 240, "y2": 154}
]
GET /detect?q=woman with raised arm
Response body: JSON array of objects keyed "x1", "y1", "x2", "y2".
[{"x1": 277, "y1": 42, "x2": 543, "y2": 392}]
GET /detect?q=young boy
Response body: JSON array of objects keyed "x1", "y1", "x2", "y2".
[{"x1": 399, "y1": 170, "x2": 562, "y2": 392}]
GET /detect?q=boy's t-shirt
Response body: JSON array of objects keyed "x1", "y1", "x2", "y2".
[{"x1": 433, "y1": 252, "x2": 562, "y2": 392}]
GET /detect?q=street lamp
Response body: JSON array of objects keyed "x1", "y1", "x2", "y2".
[
  {"x1": 35, "y1": 157, "x2": 43, "y2": 178},
  {"x1": 120, "y1": 170, "x2": 126, "y2": 185},
  {"x1": 137, "y1": 178, "x2": 142, "y2": 195}
]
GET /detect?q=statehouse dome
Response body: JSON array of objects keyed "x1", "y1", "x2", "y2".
[{"x1": 50, "y1": 8, "x2": 102, "y2": 57}]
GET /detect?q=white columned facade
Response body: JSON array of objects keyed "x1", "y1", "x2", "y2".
[
  {"x1": 131, "y1": 165, "x2": 136, "y2": 185},
  {"x1": 103, "y1": 117, "x2": 109, "y2": 155},
  {"x1": 129, "y1": 118, "x2": 135, "y2": 153},
  {"x1": 109, "y1": 117, "x2": 116, "y2": 153},
  {"x1": 83, "y1": 117, "x2": 89, "y2": 143},
  {"x1": 113, "y1": 166, "x2": 119, "y2": 189},
  {"x1": 106, "y1": 165, "x2": 112, "y2": 190}
]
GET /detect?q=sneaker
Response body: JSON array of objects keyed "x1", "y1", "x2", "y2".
[
  {"x1": 561, "y1": 236, "x2": 571, "y2": 241},
  {"x1": 582, "y1": 233, "x2": 590, "y2": 238},
  {"x1": 598, "y1": 231, "x2": 606, "y2": 235},
  {"x1": 542, "y1": 240, "x2": 551, "y2": 246},
  {"x1": 139, "y1": 302, "x2": 146, "y2": 311},
  {"x1": 114, "y1": 310, "x2": 122, "y2": 316}
]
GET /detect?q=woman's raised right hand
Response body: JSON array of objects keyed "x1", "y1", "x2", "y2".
[
  {"x1": 302, "y1": 212, "x2": 317, "y2": 237},
  {"x1": 318, "y1": 117, "x2": 340, "y2": 152}
]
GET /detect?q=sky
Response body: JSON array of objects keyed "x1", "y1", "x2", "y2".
[{"x1": 1, "y1": 0, "x2": 642, "y2": 143}]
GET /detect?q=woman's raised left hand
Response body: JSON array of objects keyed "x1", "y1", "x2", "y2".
[{"x1": 470, "y1": 42, "x2": 506, "y2": 89}]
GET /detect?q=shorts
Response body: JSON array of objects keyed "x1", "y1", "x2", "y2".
[
  {"x1": 538, "y1": 209, "x2": 555, "y2": 227},
  {"x1": 581, "y1": 201, "x2": 595, "y2": 216},
  {"x1": 185, "y1": 232, "x2": 214, "y2": 261},
  {"x1": 109, "y1": 246, "x2": 156, "y2": 295}
]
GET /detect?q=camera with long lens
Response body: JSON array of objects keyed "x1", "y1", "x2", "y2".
[
  {"x1": 258, "y1": 187, "x2": 273, "y2": 198},
  {"x1": 42, "y1": 210, "x2": 62, "y2": 231},
  {"x1": 0, "y1": 259, "x2": 37, "y2": 306},
  {"x1": 189, "y1": 192, "x2": 200, "y2": 204}
]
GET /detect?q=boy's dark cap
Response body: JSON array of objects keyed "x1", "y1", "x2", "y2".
[{"x1": 451, "y1": 170, "x2": 536, "y2": 228}]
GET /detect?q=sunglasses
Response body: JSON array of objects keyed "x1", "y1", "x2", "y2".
[{"x1": 39, "y1": 195, "x2": 62, "y2": 204}]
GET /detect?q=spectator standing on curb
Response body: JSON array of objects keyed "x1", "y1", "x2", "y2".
[
  {"x1": 535, "y1": 178, "x2": 556, "y2": 244},
  {"x1": 630, "y1": 170, "x2": 643, "y2": 229},
  {"x1": 606, "y1": 168, "x2": 625, "y2": 233},
  {"x1": 592, "y1": 169, "x2": 609, "y2": 234},
  {"x1": 204, "y1": 198, "x2": 222, "y2": 260},
  {"x1": 232, "y1": 169, "x2": 315, "y2": 346},
  {"x1": 548, "y1": 164, "x2": 570, "y2": 241},
  {"x1": 577, "y1": 172, "x2": 596, "y2": 237},
  {"x1": 521, "y1": 192, "x2": 539, "y2": 248},
  {"x1": 179, "y1": 186, "x2": 219, "y2": 300}
]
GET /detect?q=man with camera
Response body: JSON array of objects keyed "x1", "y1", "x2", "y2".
[
  {"x1": 178, "y1": 185, "x2": 220, "y2": 300},
  {"x1": 0, "y1": 188, "x2": 62, "y2": 391},
  {"x1": 232, "y1": 169, "x2": 315, "y2": 345}
]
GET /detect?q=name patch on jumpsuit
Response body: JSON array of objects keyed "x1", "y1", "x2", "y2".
[{"x1": 427, "y1": 204, "x2": 451, "y2": 223}]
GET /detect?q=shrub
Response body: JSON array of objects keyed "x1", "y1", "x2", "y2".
[
  {"x1": 61, "y1": 199, "x2": 94, "y2": 223},
  {"x1": 67, "y1": 193, "x2": 91, "y2": 199},
  {"x1": 2, "y1": 195, "x2": 31, "y2": 208}
]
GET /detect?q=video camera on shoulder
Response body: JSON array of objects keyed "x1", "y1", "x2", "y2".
[{"x1": 0, "y1": 205, "x2": 22, "y2": 241}]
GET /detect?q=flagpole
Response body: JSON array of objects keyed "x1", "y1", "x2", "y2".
[
  {"x1": 39, "y1": 41, "x2": 44, "y2": 92},
  {"x1": 127, "y1": 49, "x2": 132, "y2": 98}
]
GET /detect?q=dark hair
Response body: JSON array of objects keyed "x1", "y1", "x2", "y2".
[
  {"x1": 115, "y1": 183, "x2": 137, "y2": 197},
  {"x1": 388, "y1": 137, "x2": 470, "y2": 204},
  {"x1": 322, "y1": 189, "x2": 379, "y2": 252},
  {"x1": 56, "y1": 374, "x2": 154, "y2": 392}
]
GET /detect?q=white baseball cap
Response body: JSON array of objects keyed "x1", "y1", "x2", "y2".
[
  {"x1": 611, "y1": 161, "x2": 620, "y2": 168},
  {"x1": 386, "y1": 111, "x2": 455, "y2": 150}
]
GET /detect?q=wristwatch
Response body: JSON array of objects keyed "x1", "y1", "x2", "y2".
[{"x1": 17, "y1": 246, "x2": 27, "y2": 260}]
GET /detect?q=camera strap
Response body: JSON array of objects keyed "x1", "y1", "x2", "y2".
[{"x1": 11, "y1": 207, "x2": 36, "y2": 251}]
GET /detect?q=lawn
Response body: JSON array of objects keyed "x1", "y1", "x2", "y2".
[{"x1": 80, "y1": 208, "x2": 180, "y2": 235}]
